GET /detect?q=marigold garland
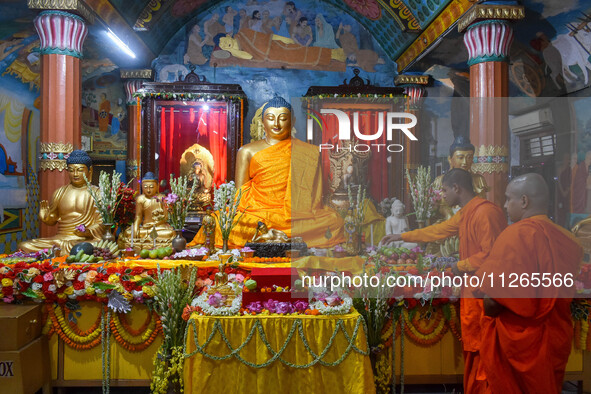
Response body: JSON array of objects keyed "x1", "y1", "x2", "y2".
[
  {"x1": 110, "y1": 312, "x2": 161, "y2": 351},
  {"x1": 402, "y1": 309, "x2": 448, "y2": 347},
  {"x1": 65, "y1": 305, "x2": 102, "y2": 337},
  {"x1": 242, "y1": 257, "x2": 291, "y2": 263},
  {"x1": 49, "y1": 304, "x2": 102, "y2": 350},
  {"x1": 447, "y1": 303, "x2": 462, "y2": 342}
]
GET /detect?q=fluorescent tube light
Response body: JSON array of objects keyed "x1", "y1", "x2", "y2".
[{"x1": 106, "y1": 28, "x2": 136, "y2": 58}]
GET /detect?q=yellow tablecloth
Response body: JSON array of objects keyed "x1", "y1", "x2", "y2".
[{"x1": 184, "y1": 311, "x2": 375, "y2": 393}]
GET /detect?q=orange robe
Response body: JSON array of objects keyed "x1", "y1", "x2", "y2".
[
  {"x1": 402, "y1": 197, "x2": 507, "y2": 393},
  {"x1": 476, "y1": 215, "x2": 582, "y2": 394},
  {"x1": 190, "y1": 138, "x2": 344, "y2": 248}
]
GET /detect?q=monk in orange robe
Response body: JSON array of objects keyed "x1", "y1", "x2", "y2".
[
  {"x1": 381, "y1": 168, "x2": 507, "y2": 394},
  {"x1": 189, "y1": 96, "x2": 344, "y2": 249},
  {"x1": 476, "y1": 173, "x2": 582, "y2": 394}
]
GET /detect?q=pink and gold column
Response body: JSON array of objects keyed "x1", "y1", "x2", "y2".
[
  {"x1": 459, "y1": 4, "x2": 524, "y2": 206},
  {"x1": 395, "y1": 74, "x2": 429, "y2": 201},
  {"x1": 32, "y1": 8, "x2": 89, "y2": 236},
  {"x1": 121, "y1": 69, "x2": 152, "y2": 191}
]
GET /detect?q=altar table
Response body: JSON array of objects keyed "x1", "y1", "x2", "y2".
[{"x1": 184, "y1": 311, "x2": 375, "y2": 393}]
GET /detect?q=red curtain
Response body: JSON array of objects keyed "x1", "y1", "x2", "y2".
[
  {"x1": 158, "y1": 104, "x2": 227, "y2": 185},
  {"x1": 320, "y1": 108, "x2": 390, "y2": 201}
]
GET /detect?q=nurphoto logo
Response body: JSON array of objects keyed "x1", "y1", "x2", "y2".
[{"x1": 306, "y1": 109, "x2": 418, "y2": 152}]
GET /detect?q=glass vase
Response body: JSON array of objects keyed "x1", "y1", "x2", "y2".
[
  {"x1": 172, "y1": 229, "x2": 186, "y2": 252},
  {"x1": 102, "y1": 223, "x2": 116, "y2": 243}
]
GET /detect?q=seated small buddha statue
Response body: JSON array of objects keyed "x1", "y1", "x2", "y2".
[
  {"x1": 190, "y1": 95, "x2": 344, "y2": 249},
  {"x1": 118, "y1": 172, "x2": 176, "y2": 252},
  {"x1": 18, "y1": 150, "x2": 105, "y2": 254},
  {"x1": 179, "y1": 144, "x2": 214, "y2": 213},
  {"x1": 382, "y1": 199, "x2": 417, "y2": 249},
  {"x1": 432, "y1": 136, "x2": 489, "y2": 221}
]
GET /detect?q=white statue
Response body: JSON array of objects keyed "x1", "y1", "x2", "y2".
[{"x1": 382, "y1": 199, "x2": 417, "y2": 249}]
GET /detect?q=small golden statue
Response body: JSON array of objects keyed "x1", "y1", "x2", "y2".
[
  {"x1": 179, "y1": 143, "x2": 215, "y2": 213},
  {"x1": 18, "y1": 150, "x2": 104, "y2": 254},
  {"x1": 251, "y1": 221, "x2": 289, "y2": 243},
  {"x1": 118, "y1": 172, "x2": 176, "y2": 252},
  {"x1": 202, "y1": 206, "x2": 216, "y2": 252}
]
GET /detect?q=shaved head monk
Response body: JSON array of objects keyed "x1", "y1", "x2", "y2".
[
  {"x1": 477, "y1": 173, "x2": 582, "y2": 393},
  {"x1": 381, "y1": 168, "x2": 507, "y2": 393}
]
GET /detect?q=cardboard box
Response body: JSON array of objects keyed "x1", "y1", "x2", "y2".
[
  {"x1": 0, "y1": 336, "x2": 51, "y2": 394},
  {"x1": 0, "y1": 304, "x2": 43, "y2": 351}
]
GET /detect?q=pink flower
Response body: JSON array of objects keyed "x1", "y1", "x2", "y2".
[
  {"x1": 207, "y1": 292, "x2": 226, "y2": 307},
  {"x1": 75, "y1": 224, "x2": 86, "y2": 232},
  {"x1": 245, "y1": 301, "x2": 263, "y2": 313},
  {"x1": 276, "y1": 302, "x2": 294, "y2": 314},
  {"x1": 294, "y1": 300, "x2": 309, "y2": 312},
  {"x1": 165, "y1": 194, "x2": 179, "y2": 205},
  {"x1": 43, "y1": 272, "x2": 53, "y2": 281},
  {"x1": 263, "y1": 299, "x2": 278, "y2": 313}
]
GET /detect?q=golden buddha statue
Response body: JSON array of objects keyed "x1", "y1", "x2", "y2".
[
  {"x1": 18, "y1": 150, "x2": 104, "y2": 254},
  {"x1": 179, "y1": 144, "x2": 215, "y2": 213},
  {"x1": 189, "y1": 96, "x2": 344, "y2": 249},
  {"x1": 202, "y1": 206, "x2": 216, "y2": 252},
  {"x1": 118, "y1": 172, "x2": 176, "y2": 252},
  {"x1": 432, "y1": 136, "x2": 489, "y2": 220},
  {"x1": 252, "y1": 221, "x2": 290, "y2": 243}
]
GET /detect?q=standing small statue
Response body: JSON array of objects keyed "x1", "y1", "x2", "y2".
[
  {"x1": 18, "y1": 150, "x2": 104, "y2": 254},
  {"x1": 202, "y1": 206, "x2": 216, "y2": 252},
  {"x1": 343, "y1": 208, "x2": 356, "y2": 253},
  {"x1": 118, "y1": 172, "x2": 176, "y2": 251}
]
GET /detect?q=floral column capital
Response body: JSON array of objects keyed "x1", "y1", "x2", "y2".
[
  {"x1": 33, "y1": 10, "x2": 88, "y2": 58},
  {"x1": 395, "y1": 74, "x2": 429, "y2": 110},
  {"x1": 124, "y1": 80, "x2": 146, "y2": 106},
  {"x1": 459, "y1": 4, "x2": 525, "y2": 67}
]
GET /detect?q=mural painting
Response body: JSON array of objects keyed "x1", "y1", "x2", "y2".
[{"x1": 82, "y1": 69, "x2": 128, "y2": 160}]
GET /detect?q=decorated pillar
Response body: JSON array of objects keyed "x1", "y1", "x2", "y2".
[
  {"x1": 395, "y1": 74, "x2": 429, "y2": 204},
  {"x1": 459, "y1": 4, "x2": 524, "y2": 205},
  {"x1": 31, "y1": 6, "x2": 91, "y2": 237},
  {"x1": 121, "y1": 69, "x2": 152, "y2": 191}
]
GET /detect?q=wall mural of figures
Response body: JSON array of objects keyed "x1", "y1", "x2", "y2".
[
  {"x1": 153, "y1": 0, "x2": 395, "y2": 125},
  {"x1": 0, "y1": 26, "x2": 41, "y2": 252},
  {"x1": 81, "y1": 70, "x2": 128, "y2": 160},
  {"x1": 510, "y1": 5, "x2": 591, "y2": 97}
]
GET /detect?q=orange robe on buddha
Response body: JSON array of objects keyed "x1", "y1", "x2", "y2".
[
  {"x1": 189, "y1": 138, "x2": 344, "y2": 249},
  {"x1": 476, "y1": 215, "x2": 582, "y2": 394},
  {"x1": 402, "y1": 197, "x2": 507, "y2": 394}
]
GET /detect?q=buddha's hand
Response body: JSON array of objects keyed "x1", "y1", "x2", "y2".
[
  {"x1": 379, "y1": 234, "x2": 401, "y2": 246},
  {"x1": 39, "y1": 200, "x2": 51, "y2": 222},
  {"x1": 74, "y1": 225, "x2": 92, "y2": 238}
]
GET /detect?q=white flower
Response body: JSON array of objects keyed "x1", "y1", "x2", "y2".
[
  {"x1": 132, "y1": 290, "x2": 143, "y2": 298},
  {"x1": 74, "y1": 289, "x2": 86, "y2": 297},
  {"x1": 32, "y1": 283, "x2": 43, "y2": 291},
  {"x1": 77, "y1": 273, "x2": 87, "y2": 282},
  {"x1": 48, "y1": 284, "x2": 57, "y2": 293}
]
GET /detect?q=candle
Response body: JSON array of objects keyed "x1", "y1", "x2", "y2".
[{"x1": 370, "y1": 223, "x2": 374, "y2": 247}]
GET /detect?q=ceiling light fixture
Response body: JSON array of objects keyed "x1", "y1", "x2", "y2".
[{"x1": 106, "y1": 28, "x2": 136, "y2": 58}]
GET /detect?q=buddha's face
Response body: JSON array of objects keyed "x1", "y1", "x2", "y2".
[
  {"x1": 391, "y1": 203, "x2": 404, "y2": 217},
  {"x1": 448, "y1": 150, "x2": 474, "y2": 171},
  {"x1": 142, "y1": 180, "x2": 158, "y2": 198},
  {"x1": 68, "y1": 164, "x2": 90, "y2": 188},
  {"x1": 263, "y1": 107, "x2": 291, "y2": 141}
]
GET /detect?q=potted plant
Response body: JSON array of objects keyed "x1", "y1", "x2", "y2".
[{"x1": 163, "y1": 175, "x2": 197, "y2": 252}]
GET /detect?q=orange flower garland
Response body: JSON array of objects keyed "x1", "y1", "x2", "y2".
[
  {"x1": 402, "y1": 308, "x2": 448, "y2": 347},
  {"x1": 65, "y1": 305, "x2": 103, "y2": 337},
  {"x1": 447, "y1": 304, "x2": 462, "y2": 342},
  {"x1": 110, "y1": 312, "x2": 161, "y2": 352},
  {"x1": 243, "y1": 257, "x2": 291, "y2": 264},
  {"x1": 48, "y1": 304, "x2": 102, "y2": 350}
]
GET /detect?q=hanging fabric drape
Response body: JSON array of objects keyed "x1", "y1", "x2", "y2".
[{"x1": 158, "y1": 104, "x2": 228, "y2": 185}]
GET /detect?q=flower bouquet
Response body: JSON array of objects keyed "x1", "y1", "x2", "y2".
[
  {"x1": 213, "y1": 181, "x2": 245, "y2": 252},
  {"x1": 113, "y1": 182, "x2": 136, "y2": 232},
  {"x1": 405, "y1": 166, "x2": 438, "y2": 224},
  {"x1": 163, "y1": 175, "x2": 197, "y2": 230},
  {"x1": 85, "y1": 171, "x2": 122, "y2": 225},
  {"x1": 151, "y1": 265, "x2": 197, "y2": 394}
]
